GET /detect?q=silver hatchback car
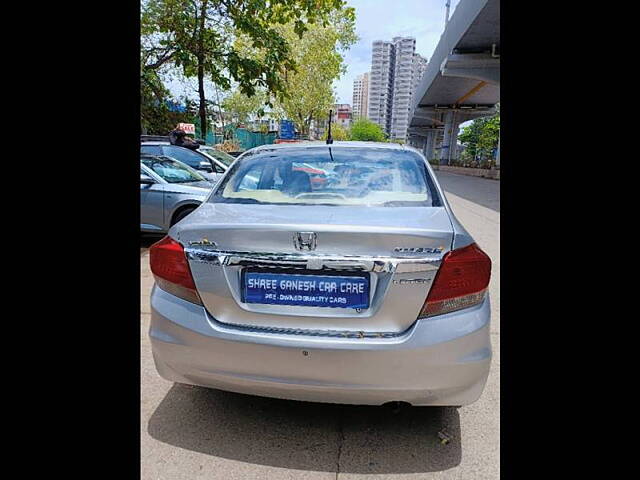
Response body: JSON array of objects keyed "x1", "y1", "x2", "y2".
[{"x1": 149, "y1": 142, "x2": 492, "y2": 406}]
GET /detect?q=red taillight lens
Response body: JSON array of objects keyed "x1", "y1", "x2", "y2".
[
  {"x1": 149, "y1": 236, "x2": 202, "y2": 305},
  {"x1": 419, "y1": 243, "x2": 491, "y2": 318}
]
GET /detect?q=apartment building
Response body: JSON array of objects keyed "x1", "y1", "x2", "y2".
[
  {"x1": 352, "y1": 72, "x2": 369, "y2": 120},
  {"x1": 367, "y1": 37, "x2": 428, "y2": 140},
  {"x1": 390, "y1": 38, "x2": 429, "y2": 140},
  {"x1": 368, "y1": 40, "x2": 395, "y2": 135},
  {"x1": 412, "y1": 53, "x2": 429, "y2": 105}
]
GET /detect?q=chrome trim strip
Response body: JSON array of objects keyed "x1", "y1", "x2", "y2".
[
  {"x1": 163, "y1": 191, "x2": 208, "y2": 196},
  {"x1": 185, "y1": 247, "x2": 442, "y2": 273},
  {"x1": 207, "y1": 313, "x2": 406, "y2": 339}
]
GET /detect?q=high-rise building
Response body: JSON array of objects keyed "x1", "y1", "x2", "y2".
[
  {"x1": 352, "y1": 72, "x2": 369, "y2": 120},
  {"x1": 367, "y1": 37, "x2": 428, "y2": 140},
  {"x1": 368, "y1": 40, "x2": 395, "y2": 135},
  {"x1": 390, "y1": 37, "x2": 417, "y2": 140},
  {"x1": 390, "y1": 38, "x2": 428, "y2": 140},
  {"x1": 412, "y1": 53, "x2": 429, "y2": 104},
  {"x1": 408, "y1": 52, "x2": 429, "y2": 138}
]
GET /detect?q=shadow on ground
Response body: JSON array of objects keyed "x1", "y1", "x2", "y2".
[
  {"x1": 148, "y1": 384, "x2": 461, "y2": 474},
  {"x1": 435, "y1": 171, "x2": 500, "y2": 212},
  {"x1": 141, "y1": 233, "x2": 164, "y2": 251}
]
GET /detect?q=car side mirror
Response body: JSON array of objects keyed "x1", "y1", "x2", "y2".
[
  {"x1": 199, "y1": 161, "x2": 213, "y2": 172},
  {"x1": 140, "y1": 173, "x2": 155, "y2": 185}
]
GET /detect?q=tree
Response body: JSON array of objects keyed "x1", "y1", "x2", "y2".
[
  {"x1": 258, "y1": 9, "x2": 356, "y2": 136},
  {"x1": 349, "y1": 118, "x2": 386, "y2": 142},
  {"x1": 477, "y1": 112, "x2": 500, "y2": 159},
  {"x1": 458, "y1": 106, "x2": 500, "y2": 163},
  {"x1": 322, "y1": 123, "x2": 349, "y2": 141},
  {"x1": 458, "y1": 120, "x2": 482, "y2": 160},
  {"x1": 141, "y1": 51, "x2": 197, "y2": 134},
  {"x1": 221, "y1": 89, "x2": 267, "y2": 124},
  {"x1": 140, "y1": 77, "x2": 197, "y2": 134},
  {"x1": 141, "y1": 0, "x2": 350, "y2": 137}
]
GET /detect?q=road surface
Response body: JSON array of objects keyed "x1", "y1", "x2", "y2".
[{"x1": 140, "y1": 171, "x2": 500, "y2": 479}]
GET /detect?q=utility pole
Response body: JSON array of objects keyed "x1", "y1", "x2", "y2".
[
  {"x1": 213, "y1": 82, "x2": 225, "y2": 144},
  {"x1": 445, "y1": 0, "x2": 451, "y2": 28}
]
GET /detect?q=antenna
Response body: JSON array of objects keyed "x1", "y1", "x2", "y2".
[{"x1": 326, "y1": 109, "x2": 334, "y2": 144}]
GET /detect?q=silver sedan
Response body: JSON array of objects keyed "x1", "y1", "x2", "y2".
[
  {"x1": 140, "y1": 141, "x2": 227, "y2": 183},
  {"x1": 148, "y1": 142, "x2": 492, "y2": 407},
  {"x1": 140, "y1": 155, "x2": 214, "y2": 233}
]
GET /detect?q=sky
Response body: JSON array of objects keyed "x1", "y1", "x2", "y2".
[
  {"x1": 166, "y1": 0, "x2": 462, "y2": 113},
  {"x1": 333, "y1": 0, "x2": 461, "y2": 104}
]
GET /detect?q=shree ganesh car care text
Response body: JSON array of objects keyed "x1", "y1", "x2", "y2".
[{"x1": 247, "y1": 276, "x2": 365, "y2": 305}]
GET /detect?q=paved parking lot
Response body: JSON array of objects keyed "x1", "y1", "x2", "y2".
[{"x1": 140, "y1": 171, "x2": 500, "y2": 479}]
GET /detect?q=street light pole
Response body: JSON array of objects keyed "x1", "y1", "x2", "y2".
[{"x1": 445, "y1": 0, "x2": 451, "y2": 28}]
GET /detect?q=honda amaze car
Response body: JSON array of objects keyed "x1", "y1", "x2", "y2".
[{"x1": 149, "y1": 142, "x2": 492, "y2": 407}]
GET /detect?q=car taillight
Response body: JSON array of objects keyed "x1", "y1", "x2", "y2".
[
  {"x1": 149, "y1": 236, "x2": 202, "y2": 305},
  {"x1": 418, "y1": 243, "x2": 491, "y2": 318}
]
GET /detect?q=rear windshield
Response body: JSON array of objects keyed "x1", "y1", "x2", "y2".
[
  {"x1": 210, "y1": 147, "x2": 440, "y2": 207},
  {"x1": 141, "y1": 156, "x2": 206, "y2": 183},
  {"x1": 201, "y1": 147, "x2": 235, "y2": 167}
]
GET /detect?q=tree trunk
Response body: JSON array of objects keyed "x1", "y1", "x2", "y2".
[
  {"x1": 198, "y1": 63, "x2": 206, "y2": 138},
  {"x1": 197, "y1": 0, "x2": 207, "y2": 139},
  {"x1": 213, "y1": 82, "x2": 225, "y2": 143}
]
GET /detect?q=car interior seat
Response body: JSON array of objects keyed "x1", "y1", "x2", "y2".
[{"x1": 283, "y1": 171, "x2": 312, "y2": 195}]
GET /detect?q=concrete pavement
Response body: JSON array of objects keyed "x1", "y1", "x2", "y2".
[{"x1": 140, "y1": 170, "x2": 500, "y2": 479}]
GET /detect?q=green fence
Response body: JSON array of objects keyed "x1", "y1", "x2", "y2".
[
  {"x1": 194, "y1": 127, "x2": 224, "y2": 145},
  {"x1": 195, "y1": 125, "x2": 275, "y2": 149},
  {"x1": 234, "y1": 128, "x2": 276, "y2": 150}
]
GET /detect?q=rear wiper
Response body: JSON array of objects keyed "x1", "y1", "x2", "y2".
[{"x1": 220, "y1": 197, "x2": 262, "y2": 204}]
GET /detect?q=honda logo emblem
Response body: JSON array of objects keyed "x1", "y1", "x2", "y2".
[{"x1": 293, "y1": 232, "x2": 317, "y2": 251}]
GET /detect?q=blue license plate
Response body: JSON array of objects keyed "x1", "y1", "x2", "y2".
[{"x1": 243, "y1": 272, "x2": 370, "y2": 309}]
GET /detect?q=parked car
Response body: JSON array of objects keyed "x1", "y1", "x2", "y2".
[
  {"x1": 140, "y1": 138, "x2": 227, "y2": 183},
  {"x1": 148, "y1": 141, "x2": 492, "y2": 407},
  {"x1": 196, "y1": 145, "x2": 237, "y2": 169},
  {"x1": 140, "y1": 154, "x2": 214, "y2": 233}
]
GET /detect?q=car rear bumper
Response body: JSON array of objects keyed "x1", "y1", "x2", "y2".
[{"x1": 149, "y1": 284, "x2": 492, "y2": 406}]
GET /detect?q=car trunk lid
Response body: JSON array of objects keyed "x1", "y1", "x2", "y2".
[{"x1": 175, "y1": 203, "x2": 453, "y2": 334}]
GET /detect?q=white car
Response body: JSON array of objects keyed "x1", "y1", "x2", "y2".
[
  {"x1": 141, "y1": 139, "x2": 227, "y2": 183},
  {"x1": 196, "y1": 145, "x2": 238, "y2": 170}
]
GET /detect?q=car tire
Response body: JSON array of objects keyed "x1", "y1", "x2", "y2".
[{"x1": 171, "y1": 207, "x2": 196, "y2": 226}]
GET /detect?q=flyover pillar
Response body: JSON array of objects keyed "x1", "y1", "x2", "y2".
[
  {"x1": 424, "y1": 130, "x2": 436, "y2": 161},
  {"x1": 440, "y1": 112, "x2": 461, "y2": 165},
  {"x1": 449, "y1": 119, "x2": 460, "y2": 162}
]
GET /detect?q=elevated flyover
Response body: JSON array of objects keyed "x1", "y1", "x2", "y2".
[{"x1": 408, "y1": 0, "x2": 499, "y2": 164}]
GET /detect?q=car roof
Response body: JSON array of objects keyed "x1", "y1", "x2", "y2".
[
  {"x1": 140, "y1": 154, "x2": 175, "y2": 161},
  {"x1": 142, "y1": 140, "x2": 422, "y2": 158},
  {"x1": 250, "y1": 141, "x2": 411, "y2": 152},
  {"x1": 141, "y1": 141, "x2": 213, "y2": 154}
]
